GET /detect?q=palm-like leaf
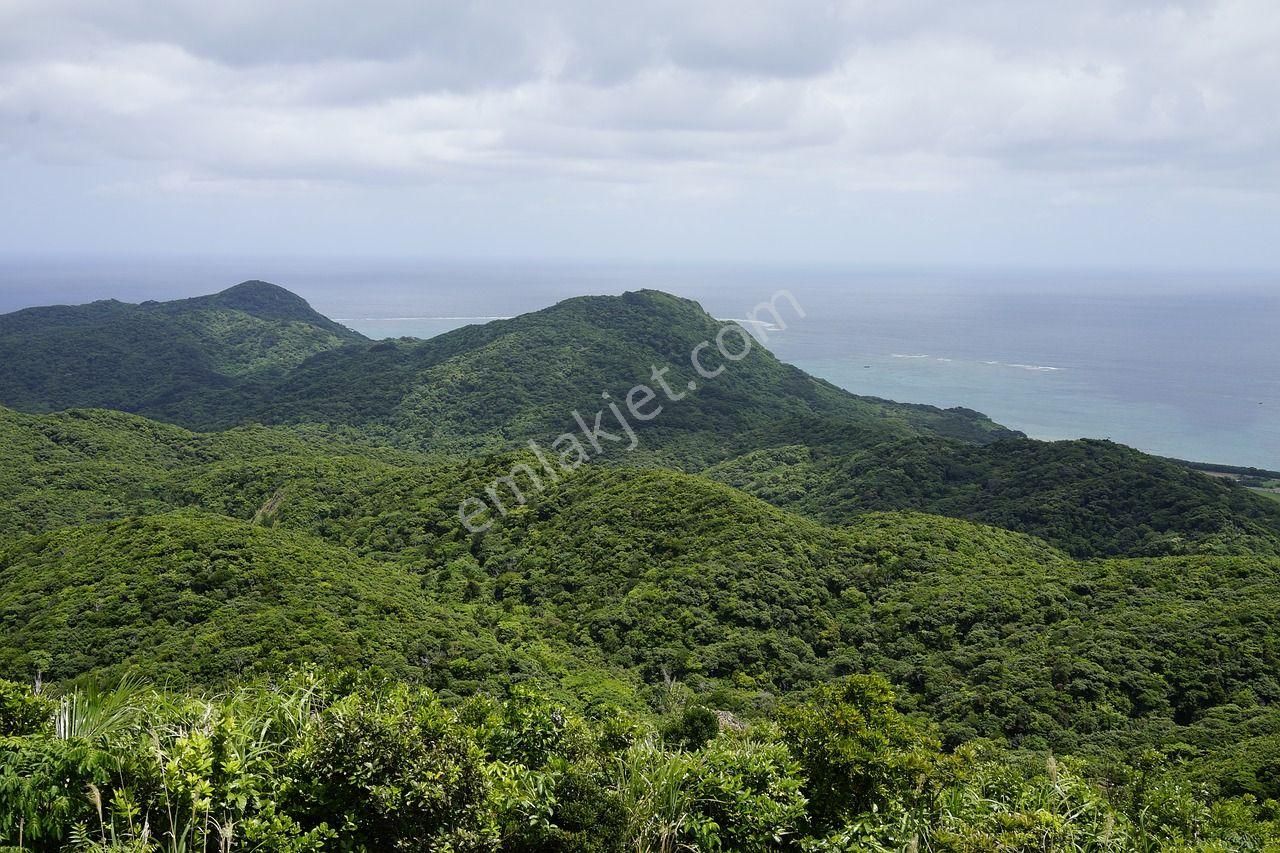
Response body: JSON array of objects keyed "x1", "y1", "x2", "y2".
[{"x1": 54, "y1": 675, "x2": 147, "y2": 742}]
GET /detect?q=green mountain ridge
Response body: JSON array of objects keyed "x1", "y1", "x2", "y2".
[
  {"x1": 0, "y1": 280, "x2": 366, "y2": 416},
  {"x1": 0, "y1": 286, "x2": 1016, "y2": 445},
  {"x1": 706, "y1": 434, "x2": 1280, "y2": 557}
]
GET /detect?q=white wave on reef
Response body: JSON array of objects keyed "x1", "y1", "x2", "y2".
[
  {"x1": 983, "y1": 360, "x2": 1064, "y2": 371},
  {"x1": 887, "y1": 355, "x2": 1064, "y2": 371},
  {"x1": 891, "y1": 354, "x2": 956, "y2": 364}
]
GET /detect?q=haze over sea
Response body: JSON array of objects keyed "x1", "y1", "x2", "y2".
[{"x1": 2, "y1": 257, "x2": 1276, "y2": 470}]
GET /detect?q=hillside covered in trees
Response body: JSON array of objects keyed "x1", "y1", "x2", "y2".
[{"x1": 2, "y1": 284, "x2": 1279, "y2": 849}]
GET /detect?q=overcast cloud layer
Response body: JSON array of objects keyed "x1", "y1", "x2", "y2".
[{"x1": 2, "y1": 0, "x2": 1278, "y2": 266}]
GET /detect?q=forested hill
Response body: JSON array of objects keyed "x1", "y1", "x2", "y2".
[
  {"x1": 0, "y1": 281, "x2": 365, "y2": 416},
  {"x1": 226, "y1": 289, "x2": 1020, "y2": 454},
  {"x1": 2, "y1": 282, "x2": 1279, "y2": 557},
  {"x1": 0, "y1": 285, "x2": 1019, "y2": 451},
  {"x1": 706, "y1": 434, "x2": 1280, "y2": 557}
]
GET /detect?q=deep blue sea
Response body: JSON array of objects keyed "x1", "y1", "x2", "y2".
[{"x1": 1, "y1": 257, "x2": 1276, "y2": 469}]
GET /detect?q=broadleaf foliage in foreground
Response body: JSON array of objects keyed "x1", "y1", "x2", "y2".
[{"x1": 2, "y1": 673, "x2": 1277, "y2": 851}]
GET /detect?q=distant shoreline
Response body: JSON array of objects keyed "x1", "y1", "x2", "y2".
[
  {"x1": 1170, "y1": 458, "x2": 1280, "y2": 479},
  {"x1": 1169, "y1": 458, "x2": 1280, "y2": 501}
]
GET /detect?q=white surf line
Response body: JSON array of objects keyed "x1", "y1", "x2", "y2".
[
  {"x1": 886, "y1": 355, "x2": 1066, "y2": 371},
  {"x1": 983, "y1": 359, "x2": 1065, "y2": 371}
]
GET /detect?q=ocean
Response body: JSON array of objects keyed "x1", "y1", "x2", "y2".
[{"x1": 1, "y1": 257, "x2": 1276, "y2": 469}]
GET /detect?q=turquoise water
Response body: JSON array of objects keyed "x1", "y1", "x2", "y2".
[{"x1": 2, "y1": 259, "x2": 1276, "y2": 468}]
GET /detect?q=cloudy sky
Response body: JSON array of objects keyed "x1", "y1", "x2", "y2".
[{"x1": 2, "y1": 0, "x2": 1278, "y2": 267}]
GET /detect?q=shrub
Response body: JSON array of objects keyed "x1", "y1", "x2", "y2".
[
  {"x1": 661, "y1": 704, "x2": 720, "y2": 752},
  {"x1": 283, "y1": 686, "x2": 491, "y2": 849},
  {"x1": 778, "y1": 675, "x2": 948, "y2": 829},
  {"x1": 0, "y1": 679, "x2": 52, "y2": 737}
]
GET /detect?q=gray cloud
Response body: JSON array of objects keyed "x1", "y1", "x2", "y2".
[{"x1": 0, "y1": 0, "x2": 1277, "y2": 263}]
